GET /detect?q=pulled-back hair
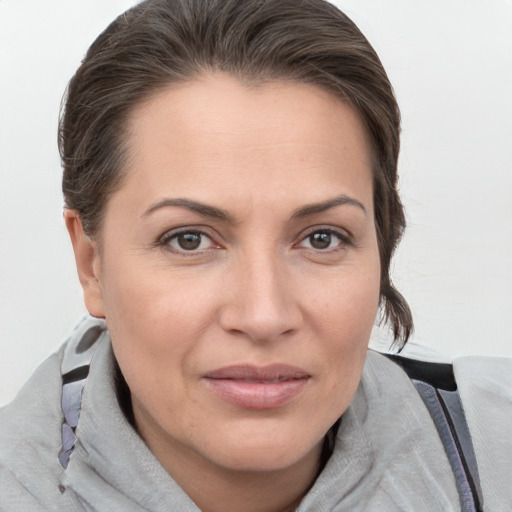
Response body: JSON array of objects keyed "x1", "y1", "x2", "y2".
[{"x1": 59, "y1": 0, "x2": 413, "y2": 345}]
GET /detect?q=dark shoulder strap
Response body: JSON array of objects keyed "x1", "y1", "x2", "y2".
[
  {"x1": 386, "y1": 354, "x2": 457, "y2": 390},
  {"x1": 385, "y1": 354, "x2": 484, "y2": 512}
]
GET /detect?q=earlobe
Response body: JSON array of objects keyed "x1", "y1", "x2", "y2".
[{"x1": 64, "y1": 209, "x2": 105, "y2": 318}]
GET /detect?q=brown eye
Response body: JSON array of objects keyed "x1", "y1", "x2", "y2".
[
  {"x1": 164, "y1": 230, "x2": 215, "y2": 252},
  {"x1": 297, "y1": 229, "x2": 350, "y2": 251},
  {"x1": 176, "y1": 232, "x2": 202, "y2": 250},
  {"x1": 309, "y1": 231, "x2": 332, "y2": 249}
]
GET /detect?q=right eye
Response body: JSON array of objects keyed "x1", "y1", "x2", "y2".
[{"x1": 161, "y1": 230, "x2": 217, "y2": 253}]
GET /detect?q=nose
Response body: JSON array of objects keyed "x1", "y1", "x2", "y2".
[{"x1": 219, "y1": 250, "x2": 303, "y2": 343}]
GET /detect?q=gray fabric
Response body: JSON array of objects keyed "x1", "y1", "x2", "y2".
[
  {"x1": 0, "y1": 348, "x2": 70, "y2": 511},
  {"x1": 454, "y1": 356, "x2": 512, "y2": 512},
  {"x1": 438, "y1": 388, "x2": 483, "y2": 507},
  {"x1": 296, "y1": 354, "x2": 460, "y2": 511},
  {"x1": 411, "y1": 380, "x2": 477, "y2": 511},
  {"x1": 58, "y1": 317, "x2": 107, "y2": 469},
  {"x1": 0, "y1": 319, "x2": 509, "y2": 511},
  {"x1": 59, "y1": 337, "x2": 198, "y2": 512}
]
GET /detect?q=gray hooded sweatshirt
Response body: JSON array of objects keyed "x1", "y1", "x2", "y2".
[{"x1": 1, "y1": 317, "x2": 511, "y2": 511}]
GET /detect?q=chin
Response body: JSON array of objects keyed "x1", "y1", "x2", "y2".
[
  {"x1": 194, "y1": 421, "x2": 324, "y2": 473},
  {"x1": 210, "y1": 446, "x2": 316, "y2": 473}
]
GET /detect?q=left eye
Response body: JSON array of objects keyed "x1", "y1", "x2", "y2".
[
  {"x1": 298, "y1": 230, "x2": 347, "y2": 250},
  {"x1": 165, "y1": 231, "x2": 215, "y2": 252}
]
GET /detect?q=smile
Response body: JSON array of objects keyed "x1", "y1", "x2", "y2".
[{"x1": 203, "y1": 365, "x2": 310, "y2": 410}]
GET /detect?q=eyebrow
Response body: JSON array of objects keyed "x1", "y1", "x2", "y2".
[
  {"x1": 142, "y1": 193, "x2": 367, "y2": 222},
  {"x1": 291, "y1": 194, "x2": 367, "y2": 219},
  {"x1": 142, "y1": 198, "x2": 234, "y2": 221}
]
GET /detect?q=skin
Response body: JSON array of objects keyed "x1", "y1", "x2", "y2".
[{"x1": 66, "y1": 74, "x2": 381, "y2": 512}]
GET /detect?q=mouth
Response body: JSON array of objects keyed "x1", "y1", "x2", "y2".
[{"x1": 203, "y1": 364, "x2": 310, "y2": 410}]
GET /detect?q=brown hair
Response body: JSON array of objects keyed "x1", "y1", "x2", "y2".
[{"x1": 59, "y1": 0, "x2": 413, "y2": 345}]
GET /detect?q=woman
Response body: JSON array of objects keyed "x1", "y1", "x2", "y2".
[{"x1": 0, "y1": 0, "x2": 510, "y2": 511}]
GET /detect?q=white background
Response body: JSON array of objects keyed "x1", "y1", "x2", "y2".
[{"x1": 1, "y1": 0, "x2": 511, "y2": 406}]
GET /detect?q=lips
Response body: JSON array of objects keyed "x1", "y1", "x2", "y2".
[{"x1": 203, "y1": 364, "x2": 310, "y2": 409}]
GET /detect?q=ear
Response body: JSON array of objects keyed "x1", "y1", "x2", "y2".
[{"x1": 64, "y1": 209, "x2": 105, "y2": 318}]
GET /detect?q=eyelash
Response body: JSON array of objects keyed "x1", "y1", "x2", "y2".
[
  {"x1": 157, "y1": 228, "x2": 218, "y2": 255},
  {"x1": 156, "y1": 226, "x2": 354, "y2": 255},
  {"x1": 296, "y1": 227, "x2": 354, "y2": 252}
]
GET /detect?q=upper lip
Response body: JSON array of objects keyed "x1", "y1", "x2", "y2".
[{"x1": 204, "y1": 364, "x2": 310, "y2": 381}]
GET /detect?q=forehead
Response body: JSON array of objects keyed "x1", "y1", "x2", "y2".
[{"x1": 119, "y1": 73, "x2": 373, "y2": 215}]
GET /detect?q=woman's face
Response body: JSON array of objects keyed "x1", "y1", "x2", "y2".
[{"x1": 76, "y1": 74, "x2": 380, "y2": 475}]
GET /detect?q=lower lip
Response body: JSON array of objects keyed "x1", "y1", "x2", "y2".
[{"x1": 203, "y1": 378, "x2": 309, "y2": 409}]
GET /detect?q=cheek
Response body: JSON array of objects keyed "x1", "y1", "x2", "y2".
[
  {"x1": 305, "y1": 256, "x2": 380, "y2": 405},
  {"x1": 99, "y1": 260, "x2": 249, "y2": 420},
  {"x1": 305, "y1": 256, "x2": 380, "y2": 339},
  {"x1": 100, "y1": 269, "x2": 213, "y2": 427},
  {"x1": 98, "y1": 257, "x2": 222, "y2": 388},
  {"x1": 101, "y1": 253, "x2": 219, "y2": 333}
]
